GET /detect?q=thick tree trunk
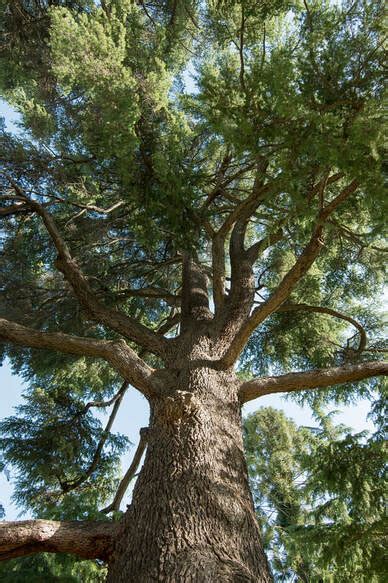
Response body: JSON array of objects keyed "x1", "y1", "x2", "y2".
[{"x1": 107, "y1": 367, "x2": 272, "y2": 582}]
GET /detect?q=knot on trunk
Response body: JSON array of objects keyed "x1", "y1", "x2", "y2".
[{"x1": 155, "y1": 390, "x2": 199, "y2": 425}]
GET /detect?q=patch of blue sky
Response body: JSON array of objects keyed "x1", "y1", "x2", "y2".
[{"x1": 0, "y1": 99, "x2": 22, "y2": 134}]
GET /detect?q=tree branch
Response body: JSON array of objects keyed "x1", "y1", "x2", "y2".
[
  {"x1": 114, "y1": 286, "x2": 180, "y2": 306},
  {"x1": 208, "y1": 165, "x2": 271, "y2": 313},
  {"x1": 0, "y1": 519, "x2": 118, "y2": 561},
  {"x1": 62, "y1": 382, "x2": 129, "y2": 492},
  {"x1": 156, "y1": 311, "x2": 181, "y2": 336},
  {"x1": 222, "y1": 180, "x2": 359, "y2": 366},
  {"x1": 101, "y1": 427, "x2": 149, "y2": 514},
  {"x1": 0, "y1": 318, "x2": 156, "y2": 397},
  {"x1": 239, "y1": 361, "x2": 387, "y2": 403},
  {"x1": 277, "y1": 303, "x2": 367, "y2": 352},
  {"x1": 213, "y1": 183, "x2": 271, "y2": 318},
  {"x1": 76, "y1": 381, "x2": 129, "y2": 416},
  {"x1": 245, "y1": 228, "x2": 284, "y2": 264},
  {"x1": 0, "y1": 202, "x2": 31, "y2": 217},
  {"x1": 0, "y1": 317, "x2": 110, "y2": 359},
  {"x1": 3, "y1": 178, "x2": 166, "y2": 357}
]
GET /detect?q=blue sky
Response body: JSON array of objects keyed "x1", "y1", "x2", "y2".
[{"x1": 0, "y1": 99, "x2": 377, "y2": 521}]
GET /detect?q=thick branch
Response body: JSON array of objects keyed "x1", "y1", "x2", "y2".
[
  {"x1": 0, "y1": 318, "x2": 156, "y2": 396},
  {"x1": 239, "y1": 361, "x2": 387, "y2": 403},
  {"x1": 0, "y1": 520, "x2": 118, "y2": 561},
  {"x1": 217, "y1": 182, "x2": 272, "y2": 316},
  {"x1": 218, "y1": 183, "x2": 270, "y2": 239},
  {"x1": 307, "y1": 172, "x2": 343, "y2": 202},
  {"x1": 0, "y1": 317, "x2": 110, "y2": 359},
  {"x1": 156, "y1": 312, "x2": 181, "y2": 336},
  {"x1": 223, "y1": 224, "x2": 325, "y2": 365},
  {"x1": 222, "y1": 180, "x2": 359, "y2": 365},
  {"x1": 209, "y1": 169, "x2": 271, "y2": 312},
  {"x1": 0, "y1": 202, "x2": 31, "y2": 217},
  {"x1": 245, "y1": 228, "x2": 284, "y2": 264}
]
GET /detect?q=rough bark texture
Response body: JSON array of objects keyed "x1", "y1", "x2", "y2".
[
  {"x1": 0, "y1": 520, "x2": 118, "y2": 562},
  {"x1": 106, "y1": 363, "x2": 272, "y2": 582}
]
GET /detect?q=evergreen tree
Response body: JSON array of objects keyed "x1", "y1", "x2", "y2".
[
  {"x1": 0, "y1": 1, "x2": 386, "y2": 580},
  {"x1": 244, "y1": 404, "x2": 387, "y2": 581}
]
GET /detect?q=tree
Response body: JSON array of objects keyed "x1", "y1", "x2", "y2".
[
  {"x1": 244, "y1": 406, "x2": 387, "y2": 581},
  {"x1": 0, "y1": 0, "x2": 386, "y2": 580}
]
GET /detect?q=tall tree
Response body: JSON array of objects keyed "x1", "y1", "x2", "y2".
[{"x1": 0, "y1": 0, "x2": 386, "y2": 580}]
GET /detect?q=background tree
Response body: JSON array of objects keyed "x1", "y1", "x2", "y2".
[
  {"x1": 244, "y1": 404, "x2": 387, "y2": 582},
  {"x1": 0, "y1": 0, "x2": 386, "y2": 581}
]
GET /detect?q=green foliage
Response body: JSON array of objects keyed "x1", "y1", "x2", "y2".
[
  {"x1": 49, "y1": 5, "x2": 140, "y2": 156},
  {"x1": 0, "y1": 0, "x2": 385, "y2": 337},
  {"x1": 0, "y1": 360, "x2": 129, "y2": 518},
  {"x1": 244, "y1": 406, "x2": 387, "y2": 581},
  {"x1": 0, "y1": 553, "x2": 106, "y2": 583},
  {"x1": 0, "y1": 360, "x2": 127, "y2": 581},
  {"x1": 0, "y1": 0, "x2": 386, "y2": 579}
]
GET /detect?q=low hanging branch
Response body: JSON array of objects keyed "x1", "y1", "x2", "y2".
[
  {"x1": 61, "y1": 382, "x2": 129, "y2": 492},
  {"x1": 0, "y1": 519, "x2": 119, "y2": 562},
  {"x1": 3, "y1": 177, "x2": 166, "y2": 357},
  {"x1": 239, "y1": 361, "x2": 388, "y2": 403}
]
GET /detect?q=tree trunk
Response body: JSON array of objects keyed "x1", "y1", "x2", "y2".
[{"x1": 107, "y1": 367, "x2": 272, "y2": 582}]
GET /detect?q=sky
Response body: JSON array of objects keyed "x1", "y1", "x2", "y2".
[{"x1": 0, "y1": 98, "x2": 377, "y2": 523}]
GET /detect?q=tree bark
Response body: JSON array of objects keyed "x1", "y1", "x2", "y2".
[
  {"x1": 106, "y1": 366, "x2": 272, "y2": 582},
  {"x1": 0, "y1": 520, "x2": 117, "y2": 562}
]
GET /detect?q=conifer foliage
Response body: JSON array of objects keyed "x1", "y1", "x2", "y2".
[
  {"x1": 245, "y1": 405, "x2": 386, "y2": 581},
  {"x1": 0, "y1": 1, "x2": 386, "y2": 580}
]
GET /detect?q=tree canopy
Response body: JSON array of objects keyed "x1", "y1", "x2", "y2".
[
  {"x1": 0, "y1": 0, "x2": 385, "y2": 368},
  {"x1": 0, "y1": 0, "x2": 386, "y2": 580}
]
